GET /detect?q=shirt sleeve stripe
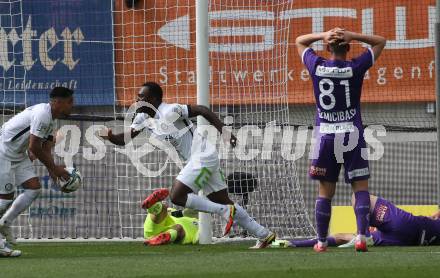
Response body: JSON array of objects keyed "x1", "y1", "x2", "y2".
[
  {"x1": 11, "y1": 126, "x2": 30, "y2": 141},
  {"x1": 301, "y1": 47, "x2": 311, "y2": 64},
  {"x1": 368, "y1": 47, "x2": 375, "y2": 65}
]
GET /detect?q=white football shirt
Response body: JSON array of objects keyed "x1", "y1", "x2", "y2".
[
  {"x1": 131, "y1": 102, "x2": 195, "y2": 161},
  {"x1": 0, "y1": 103, "x2": 54, "y2": 161}
]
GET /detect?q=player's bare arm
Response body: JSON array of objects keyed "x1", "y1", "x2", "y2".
[
  {"x1": 29, "y1": 137, "x2": 55, "y2": 162},
  {"x1": 99, "y1": 127, "x2": 141, "y2": 146},
  {"x1": 42, "y1": 137, "x2": 55, "y2": 153},
  {"x1": 295, "y1": 28, "x2": 343, "y2": 57},
  {"x1": 29, "y1": 134, "x2": 69, "y2": 180},
  {"x1": 29, "y1": 132, "x2": 58, "y2": 162},
  {"x1": 188, "y1": 105, "x2": 237, "y2": 147},
  {"x1": 337, "y1": 30, "x2": 386, "y2": 60}
]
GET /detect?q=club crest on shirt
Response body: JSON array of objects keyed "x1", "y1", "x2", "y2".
[
  {"x1": 4, "y1": 183, "x2": 13, "y2": 192},
  {"x1": 36, "y1": 123, "x2": 46, "y2": 132},
  {"x1": 36, "y1": 122, "x2": 52, "y2": 133},
  {"x1": 172, "y1": 105, "x2": 183, "y2": 116}
]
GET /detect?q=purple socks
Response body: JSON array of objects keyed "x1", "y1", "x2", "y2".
[
  {"x1": 354, "y1": 191, "x2": 370, "y2": 236},
  {"x1": 290, "y1": 237, "x2": 337, "y2": 247},
  {"x1": 315, "y1": 197, "x2": 332, "y2": 242}
]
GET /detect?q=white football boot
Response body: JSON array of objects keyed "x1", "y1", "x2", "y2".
[
  {"x1": 0, "y1": 239, "x2": 21, "y2": 257},
  {"x1": 249, "y1": 231, "x2": 276, "y2": 249}
]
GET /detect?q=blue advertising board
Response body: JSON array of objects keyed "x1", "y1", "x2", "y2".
[{"x1": 0, "y1": 0, "x2": 114, "y2": 106}]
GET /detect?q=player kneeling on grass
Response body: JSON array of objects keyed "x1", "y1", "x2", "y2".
[
  {"x1": 273, "y1": 194, "x2": 440, "y2": 248},
  {"x1": 100, "y1": 82, "x2": 275, "y2": 248},
  {"x1": 0, "y1": 87, "x2": 73, "y2": 257},
  {"x1": 142, "y1": 188, "x2": 199, "y2": 245},
  {"x1": 296, "y1": 28, "x2": 386, "y2": 252}
]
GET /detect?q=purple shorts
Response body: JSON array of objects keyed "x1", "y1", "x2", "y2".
[{"x1": 309, "y1": 135, "x2": 370, "y2": 184}]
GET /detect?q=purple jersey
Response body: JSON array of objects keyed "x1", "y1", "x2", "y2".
[
  {"x1": 302, "y1": 48, "x2": 374, "y2": 137},
  {"x1": 370, "y1": 198, "x2": 440, "y2": 246}
]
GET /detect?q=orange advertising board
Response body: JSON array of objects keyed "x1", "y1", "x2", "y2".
[{"x1": 114, "y1": 0, "x2": 435, "y2": 105}]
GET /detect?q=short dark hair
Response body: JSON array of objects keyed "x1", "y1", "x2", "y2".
[
  {"x1": 328, "y1": 40, "x2": 349, "y2": 55},
  {"x1": 142, "y1": 82, "x2": 163, "y2": 101},
  {"x1": 50, "y1": 87, "x2": 74, "y2": 99}
]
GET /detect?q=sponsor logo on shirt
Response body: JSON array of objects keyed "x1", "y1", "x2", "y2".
[
  {"x1": 347, "y1": 167, "x2": 370, "y2": 179},
  {"x1": 319, "y1": 121, "x2": 356, "y2": 134},
  {"x1": 316, "y1": 66, "x2": 354, "y2": 78},
  {"x1": 309, "y1": 166, "x2": 327, "y2": 177},
  {"x1": 375, "y1": 204, "x2": 388, "y2": 223}
]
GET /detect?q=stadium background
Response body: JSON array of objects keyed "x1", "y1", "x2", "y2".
[{"x1": 0, "y1": 0, "x2": 437, "y2": 239}]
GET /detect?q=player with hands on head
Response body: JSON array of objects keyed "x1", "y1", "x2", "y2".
[{"x1": 295, "y1": 28, "x2": 386, "y2": 252}]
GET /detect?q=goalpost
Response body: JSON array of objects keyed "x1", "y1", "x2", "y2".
[
  {"x1": 435, "y1": 0, "x2": 440, "y2": 210},
  {"x1": 1, "y1": 0, "x2": 437, "y2": 242},
  {"x1": 195, "y1": 0, "x2": 315, "y2": 243},
  {"x1": 195, "y1": 0, "x2": 213, "y2": 244}
]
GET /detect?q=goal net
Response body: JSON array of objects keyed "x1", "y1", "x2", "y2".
[
  {"x1": 0, "y1": 0, "x2": 437, "y2": 240},
  {"x1": 111, "y1": 0, "x2": 315, "y2": 239}
]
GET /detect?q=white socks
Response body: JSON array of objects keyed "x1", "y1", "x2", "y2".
[
  {"x1": 185, "y1": 193, "x2": 229, "y2": 217},
  {"x1": 234, "y1": 204, "x2": 269, "y2": 239},
  {"x1": 0, "y1": 189, "x2": 41, "y2": 225},
  {"x1": 0, "y1": 199, "x2": 13, "y2": 217},
  {"x1": 185, "y1": 194, "x2": 270, "y2": 239}
]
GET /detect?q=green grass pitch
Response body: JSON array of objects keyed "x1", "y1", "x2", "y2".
[{"x1": 1, "y1": 242, "x2": 440, "y2": 278}]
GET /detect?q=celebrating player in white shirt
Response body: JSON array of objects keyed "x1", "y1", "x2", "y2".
[
  {"x1": 0, "y1": 87, "x2": 74, "y2": 256},
  {"x1": 100, "y1": 82, "x2": 275, "y2": 248}
]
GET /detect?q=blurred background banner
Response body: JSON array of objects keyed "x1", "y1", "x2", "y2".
[
  {"x1": 0, "y1": 0, "x2": 115, "y2": 106},
  {"x1": 114, "y1": 0, "x2": 435, "y2": 105}
]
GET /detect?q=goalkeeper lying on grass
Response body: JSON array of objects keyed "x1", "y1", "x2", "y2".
[
  {"x1": 142, "y1": 188, "x2": 200, "y2": 245},
  {"x1": 273, "y1": 194, "x2": 440, "y2": 248}
]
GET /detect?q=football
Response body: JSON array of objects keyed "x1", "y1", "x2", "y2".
[{"x1": 60, "y1": 167, "x2": 82, "y2": 193}]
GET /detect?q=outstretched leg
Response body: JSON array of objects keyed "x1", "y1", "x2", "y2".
[
  {"x1": 170, "y1": 180, "x2": 233, "y2": 235},
  {"x1": 170, "y1": 180, "x2": 230, "y2": 216},
  {"x1": 290, "y1": 236, "x2": 338, "y2": 247},
  {"x1": 207, "y1": 190, "x2": 269, "y2": 239},
  {"x1": 207, "y1": 189, "x2": 275, "y2": 248}
]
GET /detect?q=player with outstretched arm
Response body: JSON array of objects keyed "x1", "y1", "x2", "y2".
[
  {"x1": 0, "y1": 87, "x2": 73, "y2": 257},
  {"x1": 295, "y1": 28, "x2": 386, "y2": 252},
  {"x1": 100, "y1": 82, "x2": 275, "y2": 248},
  {"x1": 274, "y1": 194, "x2": 440, "y2": 248}
]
